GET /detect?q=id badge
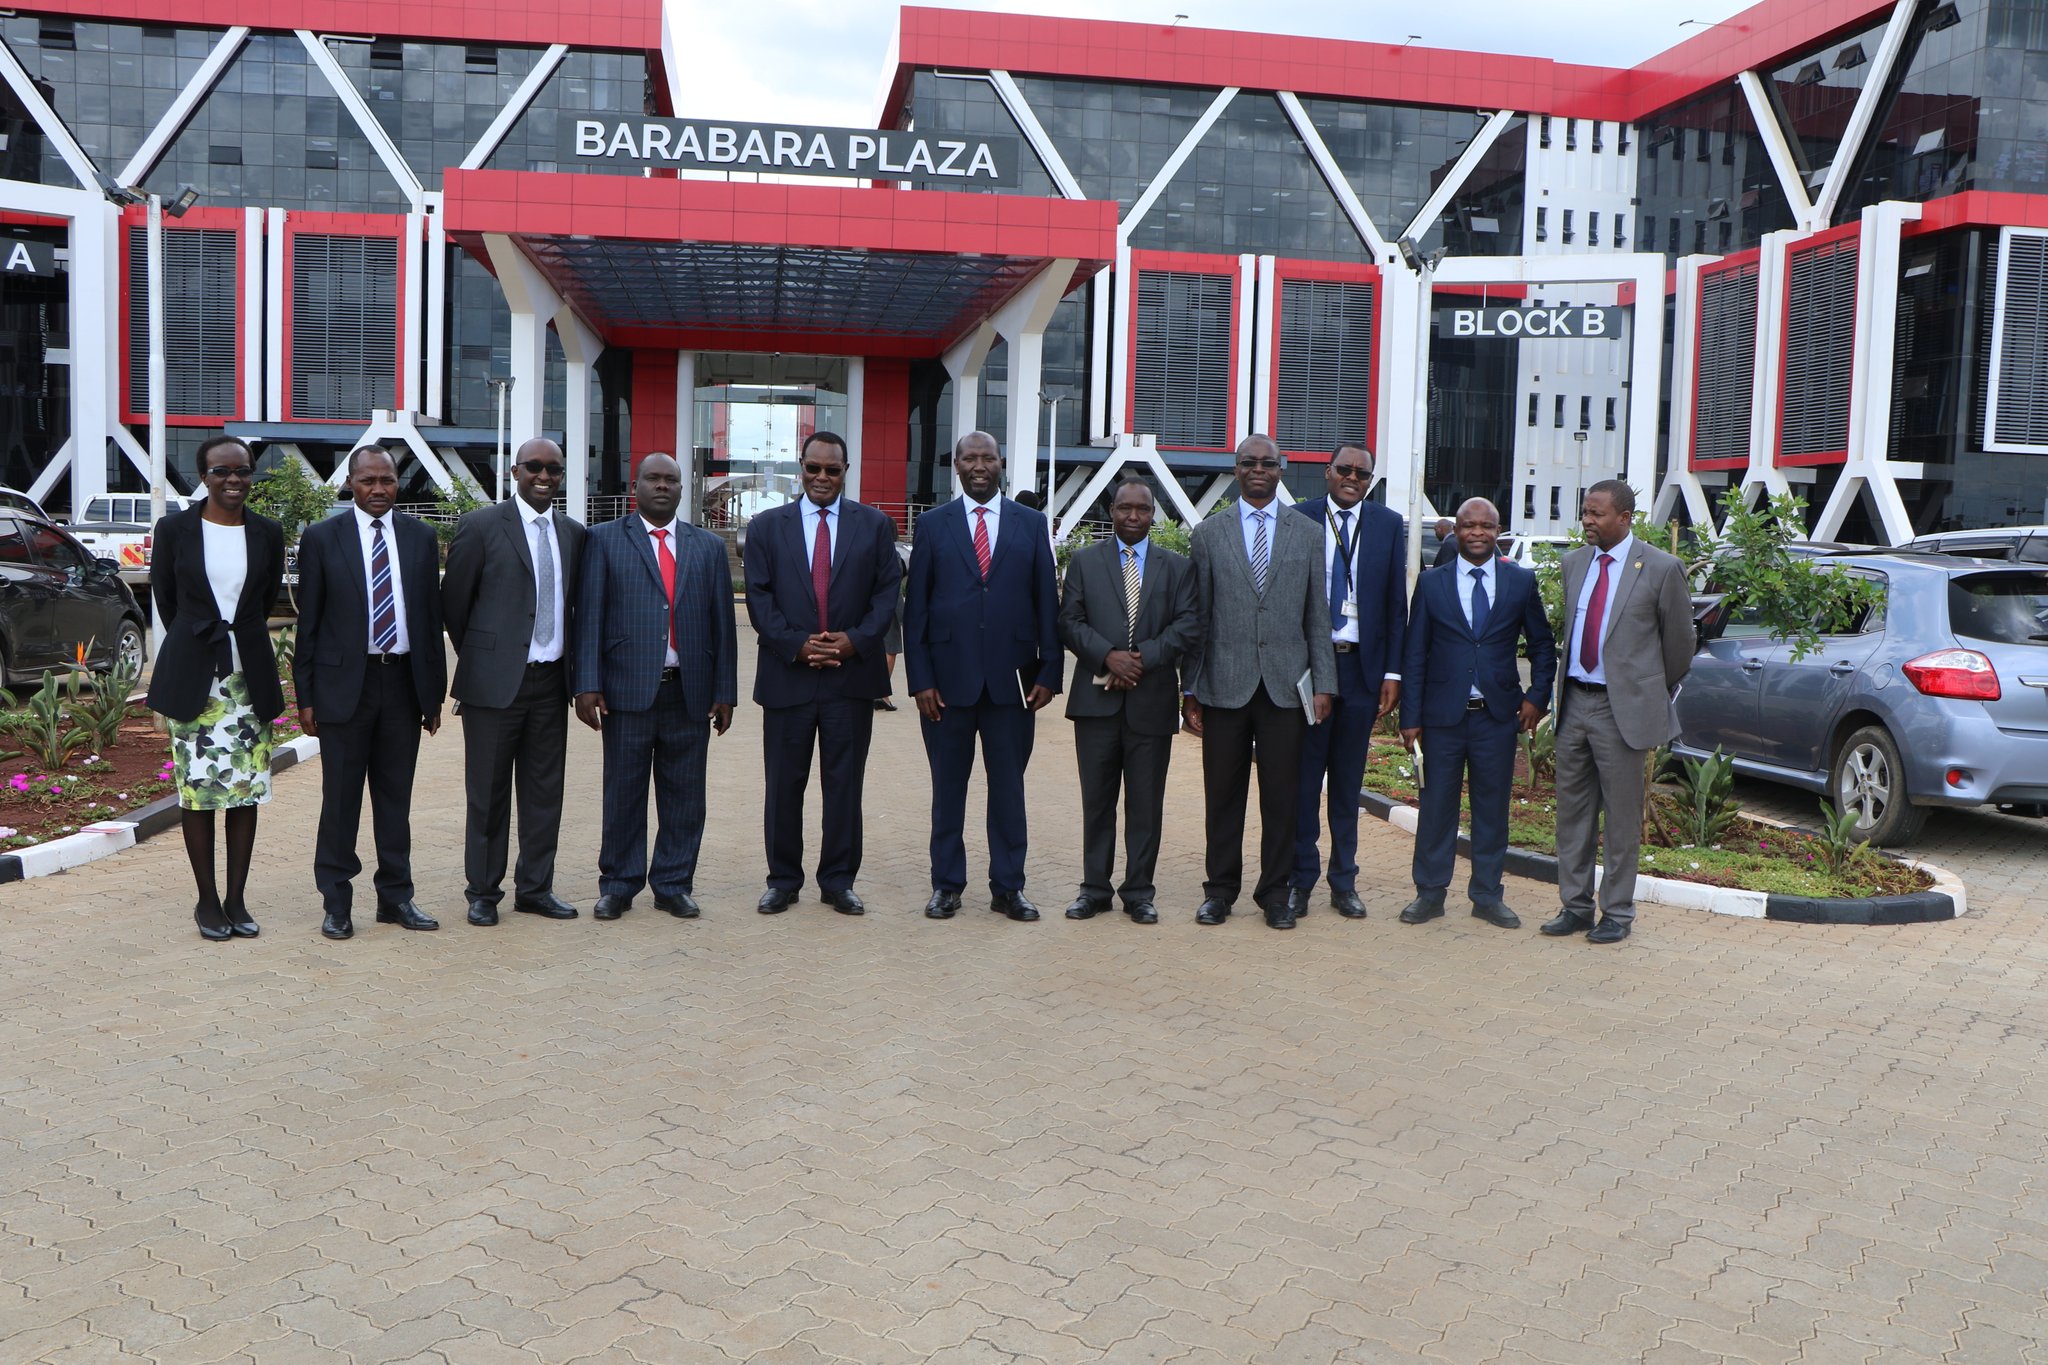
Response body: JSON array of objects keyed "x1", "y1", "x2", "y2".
[{"x1": 1341, "y1": 597, "x2": 1359, "y2": 619}]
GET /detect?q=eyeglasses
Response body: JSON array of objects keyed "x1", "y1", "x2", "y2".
[
  {"x1": 205, "y1": 465, "x2": 254, "y2": 479},
  {"x1": 520, "y1": 460, "x2": 566, "y2": 476},
  {"x1": 801, "y1": 462, "x2": 846, "y2": 476},
  {"x1": 1237, "y1": 459, "x2": 1282, "y2": 470},
  {"x1": 1329, "y1": 465, "x2": 1372, "y2": 480}
]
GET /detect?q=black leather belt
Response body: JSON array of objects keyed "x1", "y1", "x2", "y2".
[
  {"x1": 1333, "y1": 642, "x2": 1356, "y2": 653},
  {"x1": 369, "y1": 652, "x2": 407, "y2": 665},
  {"x1": 659, "y1": 666, "x2": 680, "y2": 683},
  {"x1": 1465, "y1": 698, "x2": 1488, "y2": 710},
  {"x1": 1569, "y1": 678, "x2": 1608, "y2": 692},
  {"x1": 526, "y1": 658, "x2": 562, "y2": 669}
]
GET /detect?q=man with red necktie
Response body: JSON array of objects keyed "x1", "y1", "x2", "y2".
[{"x1": 1546, "y1": 480, "x2": 1696, "y2": 945}]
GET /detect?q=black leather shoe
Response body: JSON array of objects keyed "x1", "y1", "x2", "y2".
[
  {"x1": 223, "y1": 901, "x2": 259, "y2": 938},
  {"x1": 1125, "y1": 902, "x2": 1158, "y2": 924},
  {"x1": 1195, "y1": 899, "x2": 1232, "y2": 926},
  {"x1": 376, "y1": 901, "x2": 439, "y2": 931},
  {"x1": 195, "y1": 899, "x2": 231, "y2": 942},
  {"x1": 924, "y1": 889, "x2": 961, "y2": 919},
  {"x1": 1285, "y1": 886, "x2": 1312, "y2": 919},
  {"x1": 1471, "y1": 901, "x2": 1521, "y2": 929},
  {"x1": 1588, "y1": 916, "x2": 1633, "y2": 944},
  {"x1": 467, "y1": 899, "x2": 499, "y2": 927},
  {"x1": 757, "y1": 887, "x2": 798, "y2": 914},
  {"x1": 513, "y1": 892, "x2": 579, "y2": 919},
  {"x1": 320, "y1": 910, "x2": 353, "y2": 940},
  {"x1": 1331, "y1": 889, "x2": 1369, "y2": 919},
  {"x1": 654, "y1": 893, "x2": 701, "y2": 919},
  {"x1": 1264, "y1": 905, "x2": 1298, "y2": 930},
  {"x1": 822, "y1": 888, "x2": 866, "y2": 916},
  {"x1": 992, "y1": 891, "x2": 1040, "y2": 922},
  {"x1": 593, "y1": 894, "x2": 630, "y2": 921},
  {"x1": 1065, "y1": 896, "x2": 1108, "y2": 920},
  {"x1": 1398, "y1": 895, "x2": 1446, "y2": 924},
  {"x1": 1540, "y1": 911, "x2": 1595, "y2": 937}
]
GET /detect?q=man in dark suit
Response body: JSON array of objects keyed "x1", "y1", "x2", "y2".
[
  {"x1": 1398, "y1": 497, "x2": 1557, "y2": 930},
  {"x1": 1057, "y1": 479, "x2": 1199, "y2": 925},
  {"x1": 1431, "y1": 517, "x2": 1460, "y2": 568},
  {"x1": 573, "y1": 452, "x2": 737, "y2": 922},
  {"x1": 743, "y1": 431, "x2": 903, "y2": 918},
  {"x1": 1290, "y1": 441, "x2": 1406, "y2": 920},
  {"x1": 1183, "y1": 435, "x2": 1337, "y2": 931},
  {"x1": 904, "y1": 431, "x2": 1062, "y2": 922},
  {"x1": 295, "y1": 445, "x2": 448, "y2": 940},
  {"x1": 441, "y1": 437, "x2": 587, "y2": 927}
]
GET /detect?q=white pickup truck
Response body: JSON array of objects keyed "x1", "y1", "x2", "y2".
[{"x1": 61, "y1": 492, "x2": 189, "y2": 589}]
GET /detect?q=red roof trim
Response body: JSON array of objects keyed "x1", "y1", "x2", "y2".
[{"x1": 12, "y1": 0, "x2": 660, "y2": 53}]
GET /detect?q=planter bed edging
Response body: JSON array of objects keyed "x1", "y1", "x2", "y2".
[
  {"x1": 1358, "y1": 790, "x2": 1962, "y2": 924},
  {"x1": 0, "y1": 737, "x2": 320, "y2": 886}
]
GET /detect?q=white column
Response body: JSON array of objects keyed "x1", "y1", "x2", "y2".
[
  {"x1": 1232, "y1": 253, "x2": 1256, "y2": 447},
  {"x1": 1376, "y1": 264, "x2": 1430, "y2": 578},
  {"x1": 70, "y1": 195, "x2": 122, "y2": 513},
  {"x1": 987, "y1": 259, "x2": 1079, "y2": 496},
  {"x1": 401, "y1": 210, "x2": 424, "y2": 414},
  {"x1": 942, "y1": 322, "x2": 996, "y2": 476},
  {"x1": 241, "y1": 207, "x2": 264, "y2": 419},
  {"x1": 265, "y1": 208, "x2": 287, "y2": 422},
  {"x1": 1251, "y1": 255, "x2": 1277, "y2": 442},
  {"x1": 424, "y1": 194, "x2": 447, "y2": 421},
  {"x1": 482, "y1": 233, "x2": 554, "y2": 457},
  {"x1": 1108, "y1": 242, "x2": 1133, "y2": 444},
  {"x1": 1743, "y1": 229, "x2": 1796, "y2": 504},
  {"x1": 676, "y1": 351, "x2": 697, "y2": 526},
  {"x1": 1622, "y1": 256, "x2": 1666, "y2": 503},
  {"x1": 1660, "y1": 255, "x2": 1718, "y2": 526},
  {"x1": 844, "y1": 357, "x2": 865, "y2": 501},
  {"x1": 555, "y1": 309, "x2": 601, "y2": 526}
]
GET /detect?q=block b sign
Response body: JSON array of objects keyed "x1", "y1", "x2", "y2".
[{"x1": 1437, "y1": 305, "x2": 1624, "y2": 340}]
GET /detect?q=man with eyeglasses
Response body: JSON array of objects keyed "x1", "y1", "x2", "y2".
[
  {"x1": 1288, "y1": 441, "x2": 1406, "y2": 920},
  {"x1": 1183, "y1": 435, "x2": 1337, "y2": 930},
  {"x1": 441, "y1": 438, "x2": 589, "y2": 928},
  {"x1": 742, "y1": 432, "x2": 903, "y2": 918}
]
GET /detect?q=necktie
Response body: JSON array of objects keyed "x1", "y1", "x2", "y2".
[
  {"x1": 1121, "y1": 545, "x2": 1140, "y2": 648},
  {"x1": 973, "y1": 506, "x2": 992, "y2": 578},
  {"x1": 811, "y1": 507, "x2": 832, "y2": 632},
  {"x1": 1581, "y1": 552, "x2": 1613, "y2": 673},
  {"x1": 651, "y1": 527, "x2": 677, "y2": 651},
  {"x1": 1468, "y1": 566, "x2": 1490, "y2": 638},
  {"x1": 369, "y1": 518, "x2": 397, "y2": 653},
  {"x1": 1330, "y1": 509, "x2": 1354, "y2": 630},
  {"x1": 1250, "y1": 510, "x2": 1270, "y2": 594},
  {"x1": 533, "y1": 516, "x2": 556, "y2": 648}
]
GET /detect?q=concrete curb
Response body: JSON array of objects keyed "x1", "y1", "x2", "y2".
[
  {"x1": 1358, "y1": 790, "x2": 1961, "y2": 924},
  {"x1": 0, "y1": 736, "x2": 320, "y2": 885}
]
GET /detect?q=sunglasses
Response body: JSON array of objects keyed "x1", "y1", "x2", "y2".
[
  {"x1": 1329, "y1": 464, "x2": 1372, "y2": 480},
  {"x1": 801, "y1": 462, "x2": 846, "y2": 476},
  {"x1": 205, "y1": 465, "x2": 254, "y2": 479},
  {"x1": 520, "y1": 460, "x2": 566, "y2": 476}
]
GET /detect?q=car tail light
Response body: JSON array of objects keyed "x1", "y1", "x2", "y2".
[
  {"x1": 142, "y1": 533, "x2": 151, "y2": 565},
  {"x1": 1903, "y1": 648, "x2": 2000, "y2": 700}
]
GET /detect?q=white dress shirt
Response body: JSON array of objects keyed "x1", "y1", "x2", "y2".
[
  {"x1": 1453, "y1": 553, "x2": 1499, "y2": 700},
  {"x1": 642, "y1": 515, "x2": 681, "y2": 668},
  {"x1": 962, "y1": 491, "x2": 1000, "y2": 556},
  {"x1": 200, "y1": 518, "x2": 247, "y2": 673},
  {"x1": 1321, "y1": 504, "x2": 1400, "y2": 680},
  {"x1": 520, "y1": 500, "x2": 565, "y2": 664},
  {"x1": 1237, "y1": 497, "x2": 1277, "y2": 565},
  {"x1": 1568, "y1": 532, "x2": 1634, "y2": 686},
  {"x1": 804, "y1": 495, "x2": 842, "y2": 565},
  {"x1": 352, "y1": 504, "x2": 410, "y2": 656}
]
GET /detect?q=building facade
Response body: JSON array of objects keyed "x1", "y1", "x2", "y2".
[{"x1": 1, "y1": 0, "x2": 2042, "y2": 544}]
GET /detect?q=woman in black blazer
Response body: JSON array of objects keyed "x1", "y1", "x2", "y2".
[{"x1": 149, "y1": 435, "x2": 287, "y2": 941}]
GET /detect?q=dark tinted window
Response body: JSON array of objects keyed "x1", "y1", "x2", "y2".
[
  {"x1": 0, "y1": 520, "x2": 30, "y2": 564},
  {"x1": 1949, "y1": 573, "x2": 2048, "y2": 645},
  {"x1": 25, "y1": 523, "x2": 87, "y2": 574}
]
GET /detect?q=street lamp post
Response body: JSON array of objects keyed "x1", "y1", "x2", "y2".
[
  {"x1": 1573, "y1": 428, "x2": 1590, "y2": 525},
  {"x1": 488, "y1": 376, "x2": 514, "y2": 502}
]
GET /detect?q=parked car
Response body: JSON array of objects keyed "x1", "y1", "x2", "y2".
[
  {"x1": 0, "y1": 486, "x2": 52, "y2": 522},
  {"x1": 0, "y1": 511, "x2": 148, "y2": 687},
  {"x1": 1902, "y1": 525, "x2": 2048, "y2": 564},
  {"x1": 1673, "y1": 552, "x2": 2048, "y2": 844},
  {"x1": 61, "y1": 491, "x2": 191, "y2": 589}
]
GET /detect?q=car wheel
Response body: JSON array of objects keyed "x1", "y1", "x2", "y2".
[
  {"x1": 1830, "y1": 725, "x2": 1927, "y2": 847},
  {"x1": 109, "y1": 620, "x2": 146, "y2": 675}
]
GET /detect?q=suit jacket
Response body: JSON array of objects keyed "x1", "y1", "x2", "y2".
[
  {"x1": 1293, "y1": 495, "x2": 1407, "y2": 689},
  {"x1": 441, "y1": 498, "x2": 587, "y2": 709},
  {"x1": 294, "y1": 508, "x2": 446, "y2": 724},
  {"x1": 1184, "y1": 504, "x2": 1338, "y2": 709},
  {"x1": 903, "y1": 497, "x2": 1062, "y2": 706},
  {"x1": 1400, "y1": 557, "x2": 1557, "y2": 730},
  {"x1": 572, "y1": 515, "x2": 737, "y2": 717},
  {"x1": 148, "y1": 505, "x2": 286, "y2": 724},
  {"x1": 1555, "y1": 539, "x2": 1696, "y2": 748},
  {"x1": 1059, "y1": 537, "x2": 1200, "y2": 735},
  {"x1": 744, "y1": 497, "x2": 903, "y2": 705}
]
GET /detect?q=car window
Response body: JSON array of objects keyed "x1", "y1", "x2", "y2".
[
  {"x1": 1950, "y1": 573, "x2": 2048, "y2": 645},
  {"x1": 1719, "y1": 601, "x2": 1774, "y2": 640},
  {"x1": 25, "y1": 524, "x2": 88, "y2": 578},
  {"x1": 1818, "y1": 574, "x2": 1885, "y2": 636},
  {"x1": 0, "y1": 520, "x2": 30, "y2": 565}
]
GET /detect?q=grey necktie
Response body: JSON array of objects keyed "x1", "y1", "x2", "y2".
[
  {"x1": 1250, "y1": 510, "x2": 1270, "y2": 594},
  {"x1": 533, "y1": 516, "x2": 556, "y2": 648}
]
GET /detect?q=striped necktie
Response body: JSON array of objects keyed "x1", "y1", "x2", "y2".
[
  {"x1": 370, "y1": 519, "x2": 398, "y2": 653},
  {"x1": 1121, "y1": 545, "x2": 1140, "y2": 648},
  {"x1": 1249, "y1": 510, "x2": 1270, "y2": 595}
]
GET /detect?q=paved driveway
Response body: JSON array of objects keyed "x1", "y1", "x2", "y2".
[{"x1": 3, "y1": 627, "x2": 2045, "y2": 1363}]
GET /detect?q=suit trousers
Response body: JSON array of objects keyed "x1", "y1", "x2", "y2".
[
  {"x1": 1554, "y1": 687, "x2": 1648, "y2": 922},
  {"x1": 460, "y1": 660, "x2": 568, "y2": 904},
  {"x1": 922, "y1": 687, "x2": 1035, "y2": 895},
  {"x1": 313, "y1": 658, "x2": 424, "y2": 912},
  {"x1": 598, "y1": 677, "x2": 709, "y2": 899},
  {"x1": 1412, "y1": 705, "x2": 1519, "y2": 906},
  {"x1": 762, "y1": 696, "x2": 874, "y2": 895},
  {"x1": 1072, "y1": 715, "x2": 1172, "y2": 906},
  {"x1": 1293, "y1": 649, "x2": 1376, "y2": 893},
  {"x1": 1201, "y1": 692, "x2": 1304, "y2": 909}
]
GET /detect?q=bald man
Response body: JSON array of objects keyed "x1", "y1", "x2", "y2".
[{"x1": 442, "y1": 438, "x2": 588, "y2": 925}]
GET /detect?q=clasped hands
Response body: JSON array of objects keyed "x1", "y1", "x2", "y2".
[
  {"x1": 799, "y1": 631, "x2": 855, "y2": 669},
  {"x1": 1099, "y1": 648, "x2": 1144, "y2": 691}
]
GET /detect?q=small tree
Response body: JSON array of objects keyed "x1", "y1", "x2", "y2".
[
  {"x1": 431, "y1": 481, "x2": 488, "y2": 547},
  {"x1": 247, "y1": 457, "x2": 339, "y2": 552}
]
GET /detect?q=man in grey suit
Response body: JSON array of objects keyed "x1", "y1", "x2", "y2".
[
  {"x1": 442, "y1": 438, "x2": 587, "y2": 927},
  {"x1": 1183, "y1": 435, "x2": 1338, "y2": 930},
  {"x1": 1544, "y1": 480, "x2": 1696, "y2": 944},
  {"x1": 1058, "y1": 479, "x2": 1200, "y2": 925}
]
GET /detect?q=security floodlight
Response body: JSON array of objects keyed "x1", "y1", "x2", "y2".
[
  {"x1": 165, "y1": 184, "x2": 201, "y2": 218},
  {"x1": 91, "y1": 169, "x2": 145, "y2": 207},
  {"x1": 1395, "y1": 236, "x2": 1425, "y2": 272}
]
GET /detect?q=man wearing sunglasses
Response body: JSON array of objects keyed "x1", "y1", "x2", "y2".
[
  {"x1": 742, "y1": 432, "x2": 903, "y2": 918},
  {"x1": 441, "y1": 438, "x2": 588, "y2": 927}
]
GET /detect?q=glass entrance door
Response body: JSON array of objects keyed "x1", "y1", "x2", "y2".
[{"x1": 692, "y1": 353, "x2": 849, "y2": 529}]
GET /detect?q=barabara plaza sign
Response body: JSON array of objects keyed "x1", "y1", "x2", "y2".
[{"x1": 565, "y1": 117, "x2": 1021, "y2": 185}]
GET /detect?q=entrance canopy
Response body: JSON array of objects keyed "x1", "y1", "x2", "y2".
[{"x1": 442, "y1": 171, "x2": 1116, "y2": 357}]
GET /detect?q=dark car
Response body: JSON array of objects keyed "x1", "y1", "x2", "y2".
[
  {"x1": 1674, "y1": 553, "x2": 2048, "y2": 845},
  {"x1": 0, "y1": 512, "x2": 148, "y2": 687}
]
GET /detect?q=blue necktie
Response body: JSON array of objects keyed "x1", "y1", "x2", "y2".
[
  {"x1": 1329, "y1": 509, "x2": 1353, "y2": 630},
  {"x1": 1468, "y1": 566, "x2": 1490, "y2": 638}
]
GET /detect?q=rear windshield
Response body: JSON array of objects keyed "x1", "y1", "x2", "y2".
[{"x1": 1950, "y1": 573, "x2": 2048, "y2": 645}]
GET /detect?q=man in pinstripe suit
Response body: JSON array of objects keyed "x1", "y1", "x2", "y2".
[{"x1": 573, "y1": 454, "x2": 738, "y2": 921}]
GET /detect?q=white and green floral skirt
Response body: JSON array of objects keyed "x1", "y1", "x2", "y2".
[{"x1": 167, "y1": 672, "x2": 275, "y2": 811}]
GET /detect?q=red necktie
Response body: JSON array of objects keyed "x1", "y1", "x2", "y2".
[
  {"x1": 973, "y1": 506, "x2": 992, "y2": 578},
  {"x1": 811, "y1": 508, "x2": 831, "y2": 632},
  {"x1": 1580, "y1": 552, "x2": 1612, "y2": 673},
  {"x1": 652, "y1": 527, "x2": 677, "y2": 651}
]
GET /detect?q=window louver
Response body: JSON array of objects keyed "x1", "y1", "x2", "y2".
[
  {"x1": 290, "y1": 234, "x2": 397, "y2": 421},
  {"x1": 1133, "y1": 269, "x2": 1233, "y2": 449},
  {"x1": 1694, "y1": 262, "x2": 1757, "y2": 464},
  {"x1": 1780, "y1": 236, "x2": 1857, "y2": 460},
  {"x1": 1991, "y1": 230, "x2": 2048, "y2": 450},
  {"x1": 127, "y1": 227, "x2": 237, "y2": 417},
  {"x1": 1275, "y1": 278, "x2": 1374, "y2": 455}
]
